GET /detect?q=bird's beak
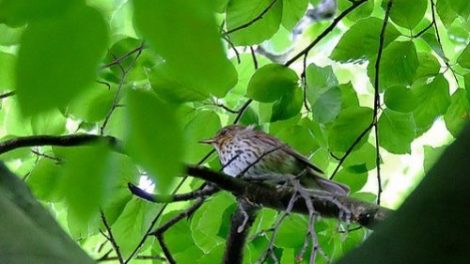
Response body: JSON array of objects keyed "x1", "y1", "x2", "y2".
[{"x1": 199, "y1": 138, "x2": 216, "y2": 144}]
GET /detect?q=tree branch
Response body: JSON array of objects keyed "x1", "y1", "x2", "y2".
[
  {"x1": 223, "y1": 200, "x2": 258, "y2": 264},
  {"x1": 0, "y1": 90, "x2": 15, "y2": 99},
  {"x1": 0, "y1": 134, "x2": 121, "y2": 155},
  {"x1": 186, "y1": 166, "x2": 392, "y2": 229},
  {"x1": 284, "y1": 0, "x2": 367, "y2": 67},
  {"x1": 128, "y1": 183, "x2": 219, "y2": 203},
  {"x1": 100, "y1": 211, "x2": 125, "y2": 264},
  {"x1": 372, "y1": 0, "x2": 393, "y2": 205}
]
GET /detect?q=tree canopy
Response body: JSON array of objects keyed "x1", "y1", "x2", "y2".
[{"x1": 0, "y1": 0, "x2": 469, "y2": 263}]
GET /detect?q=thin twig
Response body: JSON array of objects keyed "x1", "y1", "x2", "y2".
[
  {"x1": 128, "y1": 183, "x2": 219, "y2": 203},
  {"x1": 155, "y1": 233, "x2": 176, "y2": 264},
  {"x1": 101, "y1": 211, "x2": 125, "y2": 264},
  {"x1": 329, "y1": 122, "x2": 374, "y2": 180},
  {"x1": 224, "y1": 0, "x2": 278, "y2": 36},
  {"x1": 411, "y1": 22, "x2": 433, "y2": 38},
  {"x1": 372, "y1": 0, "x2": 393, "y2": 205},
  {"x1": 284, "y1": 0, "x2": 367, "y2": 67},
  {"x1": 98, "y1": 255, "x2": 166, "y2": 262},
  {"x1": 101, "y1": 44, "x2": 145, "y2": 69},
  {"x1": 100, "y1": 44, "x2": 144, "y2": 135},
  {"x1": 222, "y1": 34, "x2": 241, "y2": 64},
  {"x1": 301, "y1": 53, "x2": 311, "y2": 111},
  {"x1": 0, "y1": 90, "x2": 15, "y2": 99},
  {"x1": 429, "y1": 0, "x2": 460, "y2": 86}
]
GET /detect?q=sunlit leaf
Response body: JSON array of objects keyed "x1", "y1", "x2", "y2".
[
  {"x1": 15, "y1": 4, "x2": 108, "y2": 116},
  {"x1": 0, "y1": 52, "x2": 15, "y2": 92},
  {"x1": 369, "y1": 41, "x2": 419, "y2": 91},
  {"x1": 387, "y1": 0, "x2": 427, "y2": 29},
  {"x1": 384, "y1": 85, "x2": 418, "y2": 113},
  {"x1": 444, "y1": 89, "x2": 470, "y2": 137},
  {"x1": 183, "y1": 111, "x2": 221, "y2": 163},
  {"x1": 59, "y1": 143, "x2": 112, "y2": 222},
  {"x1": 330, "y1": 17, "x2": 400, "y2": 63},
  {"x1": 281, "y1": 0, "x2": 308, "y2": 30},
  {"x1": 328, "y1": 107, "x2": 374, "y2": 154},
  {"x1": 133, "y1": 0, "x2": 237, "y2": 98},
  {"x1": 226, "y1": 0, "x2": 283, "y2": 45},
  {"x1": 247, "y1": 64, "x2": 299, "y2": 102},
  {"x1": 378, "y1": 109, "x2": 416, "y2": 154},
  {"x1": 271, "y1": 88, "x2": 303, "y2": 122},
  {"x1": 312, "y1": 86, "x2": 342, "y2": 124},
  {"x1": 335, "y1": 169, "x2": 368, "y2": 193},
  {"x1": 412, "y1": 75, "x2": 450, "y2": 134},
  {"x1": 457, "y1": 44, "x2": 470, "y2": 69},
  {"x1": 125, "y1": 89, "x2": 183, "y2": 193}
]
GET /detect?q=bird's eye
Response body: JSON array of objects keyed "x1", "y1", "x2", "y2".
[{"x1": 219, "y1": 129, "x2": 227, "y2": 136}]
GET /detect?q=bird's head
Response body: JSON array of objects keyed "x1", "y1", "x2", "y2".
[{"x1": 199, "y1": 125, "x2": 254, "y2": 151}]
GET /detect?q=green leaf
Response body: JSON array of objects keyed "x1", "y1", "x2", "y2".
[
  {"x1": 275, "y1": 125, "x2": 317, "y2": 155},
  {"x1": 281, "y1": 0, "x2": 308, "y2": 30},
  {"x1": 378, "y1": 109, "x2": 416, "y2": 154},
  {"x1": 412, "y1": 75, "x2": 451, "y2": 134},
  {"x1": 306, "y1": 63, "x2": 338, "y2": 106},
  {"x1": 373, "y1": 41, "x2": 419, "y2": 90},
  {"x1": 66, "y1": 82, "x2": 116, "y2": 123},
  {"x1": 150, "y1": 64, "x2": 209, "y2": 103},
  {"x1": 30, "y1": 109, "x2": 66, "y2": 136},
  {"x1": 387, "y1": 0, "x2": 427, "y2": 29},
  {"x1": 339, "y1": 82, "x2": 360, "y2": 109},
  {"x1": 436, "y1": 0, "x2": 458, "y2": 25},
  {"x1": 339, "y1": 0, "x2": 374, "y2": 22},
  {"x1": 247, "y1": 64, "x2": 299, "y2": 102},
  {"x1": 335, "y1": 170, "x2": 367, "y2": 193},
  {"x1": 0, "y1": 52, "x2": 15, "y2": 92},
  {"x1": 465, "y1": 74, "x2": 470, "y2": 102},
  {"x1": 275, "y1": 214, "x2": 308, "y2": 248},
  {"x1": 446, "y1": 0, "x2": 470, "y2": 20},
  {"x1": 26, "y1": 158, "x2": 62, "y2": 202},
  {"x1": 183, "y1": 111, "x2": 221, "y2": 163},
  {"x1": 414, "y1": 52, "x2": 441, "y2": 80},
  {"x1": 191, "y1": 192, "x2": 235, "y2": 253},
  {"x1": 226, "y1": 0, "x2": 283, "y2": 45},
  {"x1": 112, "y1": 198, "x2": 160, "y2": 257},
  {"x1": 133, "y1": 0, "x2": 237, "y2": 98},
  {"x1": 125, "y1": 89, "x2": 183, "y2": 193},
  {"x1": 59, "y1": 143, "x2": 112, "y2": 222},
  {"x1": 444, "y1": 89, "x2": 470, "y2": 137},
  {"x1": 271, "y1": 88, "x2": 303, "y2": 122},
  {"x1": 330, "y1": 17, "x2": 400, "y2": 63},
  {"x1": 328, "y1": 107, "x2": 374, "y2": 154},
  {"x1": 423, "y1": 145, "x2": 446, "y2": 173},
  {"x1": 457, "y1": 44, "x2": 470, "y2": 69},
  {"x1": 15, "y1": 5, "x2": 108, "y2": 116},
  {"x1": 0, "y1": 24, "x2": 23, "y2": 46},
  {"x1": 0, "y1": 0, "x2": 81, "y2": 26},
  {"x1": 343, "y1": 142, "x2": 377, "y2": 173},
  {"x1": 384, "y1": 85, "x2": 418, "y2": 113},
  {"x1": 161, "y1": 210, "x2": 196, "y2": 254},
  {"x1": 312, "y1": 86, "x2": 342, "y2": 124}
]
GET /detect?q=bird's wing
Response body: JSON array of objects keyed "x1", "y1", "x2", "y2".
[{"x1": 253, "y1": 132, "x2": 324, "y2": 174}]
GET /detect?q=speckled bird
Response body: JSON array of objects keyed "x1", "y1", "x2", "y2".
[{"x1": 200, "y1": 125, "x2": 349, "y2": 196}]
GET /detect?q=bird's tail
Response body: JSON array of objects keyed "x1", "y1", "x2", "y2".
[{"x1": 301, "y1": 171, "x2": 349, "y2": 196}]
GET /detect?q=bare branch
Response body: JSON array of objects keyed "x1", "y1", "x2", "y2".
[
  {"x1": 284, "y1": 0, "x2": 367, "y2": 67},
  {"x1": 0, "y1": 90, "x2": 15, "y2": 99},
  {"x1": 128, "y1": 183, "x2": 219, "y2": 203},
  {"x1": 372, "y1": 0, "x2": 393, "y2": 205},
  {"x1": 100, "y1": 212, "x2": 124, "y2": 264},
  {"x1": 0, "y1": 134, "x2": 120, "y2": 155},
  {"x1": 186, "y1": 166, "x2": 392, "y2": 229}
]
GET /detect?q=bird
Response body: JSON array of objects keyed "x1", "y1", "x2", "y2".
[{"x1": 200, "y1": 125, "x2": 349, "y2": 196}]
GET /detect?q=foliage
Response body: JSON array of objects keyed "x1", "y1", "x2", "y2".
[{"x1": 0, "y1": 0, "x2": 469, "y2": 263}]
